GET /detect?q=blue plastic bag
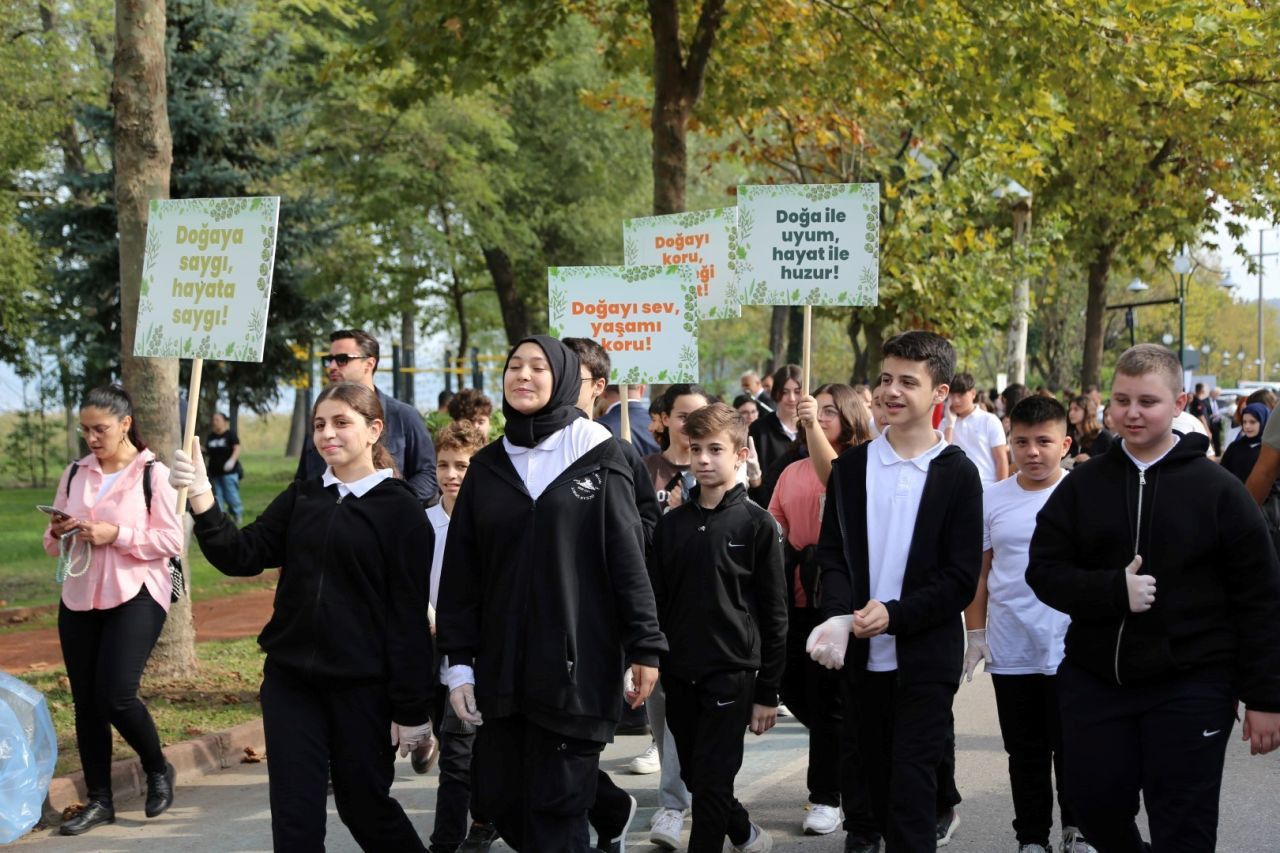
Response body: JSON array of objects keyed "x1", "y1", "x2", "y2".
[{"x1": 0, "y1": 671, "x2": 57, "y2": 843}]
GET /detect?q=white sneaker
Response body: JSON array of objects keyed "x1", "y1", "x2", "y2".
[
  {"x1": 801, "y1": 803, "x2": 841, "y2": 835},
  {"x1": 627, "y1": 741, "x2": 660, "y2": 775},
  {"x1": 649, "y1": 808, "x2": 685, "y2": 850},
  {"x1": 776, "y1": 703, "x2": 792, "y2": 717},
  {"x1": 729, "y1": 821, "x2": 773, "y2": 852}
]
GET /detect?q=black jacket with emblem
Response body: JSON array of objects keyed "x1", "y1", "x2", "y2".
[
  {"x1": 192, "y1": 477, "x2": 435, "y2": 726},
  {"x1": 436, "y1": 436, "x2": 667, "y2": 743},
  {"x1": 650, "y1": 484, "x2": 788, "y2": 706}
]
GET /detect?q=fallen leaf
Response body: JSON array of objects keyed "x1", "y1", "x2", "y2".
[
  {"x1": 241, "y1": 746, "x2": 264, "y2": 763},
  {"x1": 27, "y1": 661, "x2": 48, "y2": 669},
  {"x1": 221, "y1": 694, "x2": 240, "y2": 705},
  {"x1": 57, "y1": 675, "x2": 70, "y2": 690},
  {"x1": 61, "y1": 803, "x2": 84, "y2": 821},
  {"x1": 184, "y1": 726, "x2": 203, "y2": 737}
]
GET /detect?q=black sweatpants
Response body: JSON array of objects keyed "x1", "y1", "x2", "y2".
[
  {"x1": 58, "y1": 589, "x2": 168, "y2": 798},
  {"x1": 1057, "y1": 660, "x2": 1234, "y2": 853},
  {"x1": 849, "y1": 671, "x2": 957, "y2": 853},
  {"x1": 782, "y1": 607, "x2": 846, "y2": 807},
  {"x1": 259, "y1": 660, "x2": 425, "y2": 852},
  {"x1": 472, "y1": 714, "x2": 603, "y2": 852},
  {"x1": 663, "y1": 670, "x2": 756, "y2": 853},
  {"x1": 992, "y1": 673, "x2": 1074, "y2": 847},
  {"x1": 428, "y1": 688, "x2": 477, "y2": 853}
]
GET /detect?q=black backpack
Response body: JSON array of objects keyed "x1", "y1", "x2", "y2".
[{"x1": 65, "y1": 460, "x2": 185, "y2": 602}]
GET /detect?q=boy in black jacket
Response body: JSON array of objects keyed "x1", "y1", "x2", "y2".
[
  {"x1": 1027, "y1": 344, "x2": 1280, "y2": 852},
  {"x1": 808, "y1": 331, "x2": 982, "y2": 852},
  {"x1": 651, "y1": 403, "x2": 788, "y2": 853}
]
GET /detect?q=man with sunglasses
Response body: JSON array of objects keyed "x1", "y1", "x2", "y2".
[{"x1": 295, "y1": 329, "x2": 438, "y2": 501}]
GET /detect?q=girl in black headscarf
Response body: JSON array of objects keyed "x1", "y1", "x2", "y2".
[{"x1": 436, "y1": 336, "x2": 667, "y2": 852}]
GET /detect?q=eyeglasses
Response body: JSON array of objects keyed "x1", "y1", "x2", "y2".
[
  {"x1": 322, "y1": 354, "x2": 372, "y2": 367},
  {"x1": 77, "y1": 424, "x2": 115, "y2": 437},
  {"x1": 816, "y1": 406, "x2": 841, "y2": 420}
]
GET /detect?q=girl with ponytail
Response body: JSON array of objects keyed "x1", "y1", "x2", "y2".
[{"x1": 169, "y1": 381, "x2": 433, "y2": 850}]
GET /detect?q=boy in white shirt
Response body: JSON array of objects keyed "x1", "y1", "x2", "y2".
[
  {"x1": 807, "y1": 331, "x2": 983, "y2": 852},
  {"x1": 946, "y1": 372, "x2": 1009, "y2": 487},
  {"x1": 963, "y1": 396, "x2": 1094, "y2": 853}
]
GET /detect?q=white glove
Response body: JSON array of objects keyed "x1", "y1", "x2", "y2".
[
  {"x1": 746, "y1": 436, "x2": 762, "y2": 482},
  {"x1": 390, "y1": 720, "x2": 433, "y2": 757},
  {"x1": 449, "y1": 683, "x2": 483, "y2": 726},
  {"x1": 962, "y1": 628, "x2": 992, "y2": 682},
  {"x1": 169, "y1": 438, "x2": 211, "y2": 497},
  {"x1": 1124, "y1": 555, "x2": 1155, "y2": 612},
  {"x1": 806, "y1": 615, "x2": 854, "y2": 670},
  {"x1": 623, "y1": 667, "x2": 636, "y2": 699},
  {"x1": 223, "y1": 458, "x2": 236, "y2": 472}
]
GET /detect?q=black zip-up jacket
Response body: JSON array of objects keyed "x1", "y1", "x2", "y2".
[
  {"x1": 192, "y1": 477, "x2": 434, "y2": 725},
  {"x1": 1027, "y1": 434, "x2": 1280, "y2": 710},
  {"x1": 817, "y1": 441, "x2": 982, "y2": 685},
  {"x1": 651, "y1": 484, "x2": 788, "y2": 706},
  {"x1": 436, "y1": 437, "x2": 667, "y2": 743}
]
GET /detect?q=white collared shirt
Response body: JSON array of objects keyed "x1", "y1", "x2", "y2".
[
  {"x1": 321, "y1": 467, "x2": 394, "y2": 498},
  {"x1": 426, "y1": 502, "x2": 451, "y2": 611},
  {"x1": 947, "y1": 407, "x2": 1007, "y2": 487},
  {"x1": 501, "y1": 418, "x2": 610, "y2": 499},
  {"x1": 865, "y1": 429, "x2": 948, "y2": 671}
]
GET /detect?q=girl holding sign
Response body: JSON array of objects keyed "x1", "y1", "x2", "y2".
[
  {"x1": 749, "y1": 364, "x2": 804, "y2": 506},
  {"x1": 435, "y1": 335, "x2": 666, "y2": 851},
  {"x1": 170, "y1": 382, "x2": 434, "y2": 852}
]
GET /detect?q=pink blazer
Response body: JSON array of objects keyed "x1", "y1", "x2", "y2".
[{"x1": 43, "y1": 449, "x2": 183, "y2": 612}]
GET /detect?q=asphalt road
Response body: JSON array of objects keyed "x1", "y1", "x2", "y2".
[{"x1": 19, "y1": 676, "x2": 1278, "y2": 851}]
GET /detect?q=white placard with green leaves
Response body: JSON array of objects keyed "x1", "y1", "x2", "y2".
[
  {"x1": 737, "y1": 183, "x2": 878, "y2": 306},
  {"x1": 134, "y1": 196, "x2": 280, "y2": 361},
  {"x1": 547, "y1": 265, "x2": 700, "y2": 384},
  {"x1": 623, "y1": 207, "x2": 741, "y2": 319}
]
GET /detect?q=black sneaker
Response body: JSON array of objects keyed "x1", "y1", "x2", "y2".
[
  {"x1": 457, "y1": 821, "x2": 500, "y2": 852},
  {"x1": 594, "y1": 793, "x2": 637, "y2": 852},
  {"x1": 936, "y1": 808, "x2": 960, "y2": 847},
  {"x1": 844, "y1": 836, "x2": 881, "y2": 853}
]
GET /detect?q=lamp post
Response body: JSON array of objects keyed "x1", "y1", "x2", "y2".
[
  {"x1": 994, "y1": 179, "x2": 1033, "y2": 385},
  {"x1": 1173, "y1": 251, "x2": 1192, "y2": 367},
  {"x1": 1126, "y1": 277, "x2": 1149, "y2": 347}
]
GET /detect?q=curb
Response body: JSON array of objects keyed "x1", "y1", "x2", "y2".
[{"x1": 43, "y1": 717, "x2": 265, "y2": 821}]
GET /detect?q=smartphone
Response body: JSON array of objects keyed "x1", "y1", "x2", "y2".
[{"x1": 36, "y1": 505, "x2": 70, "y2": 521}]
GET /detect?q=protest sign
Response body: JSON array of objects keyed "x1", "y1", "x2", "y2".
[
  {"x1": 134, "y1": 196, "x2": 280, "y2": 361},
  {"x1": 547, "y1": 265, "x2": 700, "y2": 384},
  {"x1": 133, "y1": 196, "x2": 280, "y2": 509},
  {"x1": 623, "y1": 206, "x2": 741, "y2": 319},
  {"x1": 736, "y1": 183, "x2": 878, "y2": 306}
]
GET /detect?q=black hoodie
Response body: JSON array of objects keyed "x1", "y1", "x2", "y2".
[
  {"x1": 1027, "y1": 433, "x2": 1280, "y2": 710},
  {"x1": 193, "y1": 477, "x2": 434, "y2": 725},
  {"x1": 650, "y1": 484, "x2": 788, "y2": 706},
  {"x1": 817, "y1": 439, "x2": 983, "y2": 685},
  {"x1": 436, "y1": 435, "x2": 667, "y2": 743}
]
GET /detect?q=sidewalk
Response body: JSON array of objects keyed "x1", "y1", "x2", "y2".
[{"x1": 15, "y1": 679, "x2": 1278, "y2": 851}]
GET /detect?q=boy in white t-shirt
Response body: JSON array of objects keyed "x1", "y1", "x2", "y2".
[
  {"x1": 962, "y1": 396, "x2": 1093, "y2": 853},
  {"x1": 946, "y1": 372, "x2": 1009, "y2": 486}
]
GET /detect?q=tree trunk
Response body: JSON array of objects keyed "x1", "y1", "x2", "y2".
[
  {"x1": 847, "y1": 311, "x2": 866, "y2": 384},
  {"x1": 1081, "y1": 242, "x2": 1116, "y2": 391},
  {"x1": 400, "y1": 309, "x2": 416, "y2": 408},
  {"x1": 766, "y1": 306, "x2": 787, "y2": 375},
  {"x1": 647, "y1": 0, "x2": 726, "y2": 215},
  {"x1": 482, "y1": 246, "x2": 529, "y2": 345},
  {"x1": 114, "y1": 0, "x2": 191, "y2": 678},
  {"x1": 286, "y1": 383, "x2": 309, "y2": 457},
  {"x1": 862, "y1": 317, "x2": 886, "y2": 381},
  {"x1": 1005, "y1": 203, "x2": 1032, "y2": 385}
]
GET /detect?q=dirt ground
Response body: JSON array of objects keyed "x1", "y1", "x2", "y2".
[{"x1": 0, "y1": 587, "x2": 276, "y2": 673}]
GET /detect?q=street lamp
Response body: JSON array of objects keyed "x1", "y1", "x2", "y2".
[
  {"x1": 993, "y1": 179, "x2": 1033, "y2": 385},
  {"x1": 1125, "y1": 278, "x2": 1148, "y2": 347},
  {"x1": 1173, "y1": 251, "x2": 1192, "y2": 367}
]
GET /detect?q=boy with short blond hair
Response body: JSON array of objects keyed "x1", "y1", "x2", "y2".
[
  {"x1": 1028, "y1": 343, "x2": 1280, "y2": 852},
  {"x1": 652, "y1": 403, "x2": 788, "y2": 853},
  {"x1": 808, "y1": 331, "x2": 982, "y2": 852}
]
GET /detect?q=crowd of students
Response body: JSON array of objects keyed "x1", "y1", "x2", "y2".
[{"x1": 42, "y1": 328, "x2": 1280, "y2": 853}]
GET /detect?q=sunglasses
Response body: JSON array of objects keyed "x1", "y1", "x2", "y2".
[{"x1": 322, "y1": 354, "x2": 372, "y2": 367}]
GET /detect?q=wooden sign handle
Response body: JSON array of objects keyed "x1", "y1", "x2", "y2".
[
  {"x1": 801, "y1": 305, "x2": 813, "y2": 396},
  {"x1": 175, "y1": 357, "x2": 203, "y2": 512},
  {"x1": 618, "y1": 382, "x2": 632, "y2": 443}
]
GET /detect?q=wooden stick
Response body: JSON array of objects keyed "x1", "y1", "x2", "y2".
[
  {"x1": 618, "y1": 382, "x2": 632, "y2": 443},
  {"x1": 801, "y1": 305, "x2": 813, "y2": 396},
  {"x1": 175, "y1": 357, "x2": 203, "y2": 512}
]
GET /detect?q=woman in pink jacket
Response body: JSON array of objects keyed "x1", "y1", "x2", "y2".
[{"x1": 43, "y1": 385, "x2": 184, "y2": 836}]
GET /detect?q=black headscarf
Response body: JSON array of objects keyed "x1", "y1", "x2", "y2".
[{"x1": 501, "y1": 335, "x2": 585, "y2": 447}]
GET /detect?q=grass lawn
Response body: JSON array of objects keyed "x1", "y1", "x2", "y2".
[
  {"x1": 19, "y1": 636, "x2": 266, "y2": 776},
  {"x1": 0, "y1": 414, "x2": 297, "y2": 613}
]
